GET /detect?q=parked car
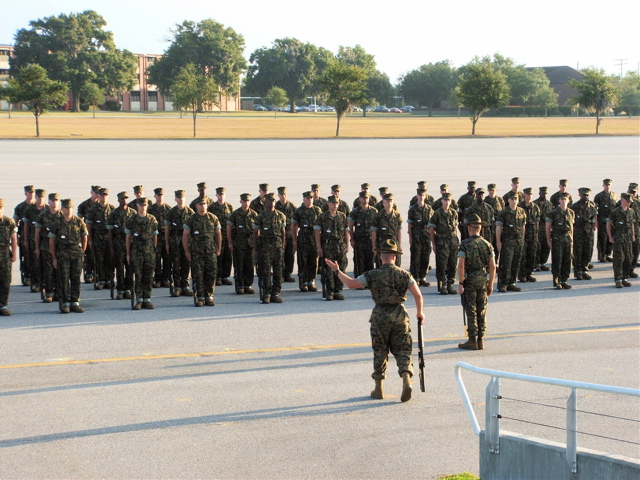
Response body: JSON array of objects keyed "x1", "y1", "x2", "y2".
[
  {"x1": 253, "y1": 104, "x2": 267, "y2": 111},
  {"x1": 308, "y1": 104, "x2": 320, "y2": 111},
  {"x1": 297, "y1": 106, "x2": 311, "y2": 112},
  {"x1": 351, "y1": 106, "x2": 362, "y2": 112},
  {"x1": 321, "y1": 106, "x2": 335, "y2": 112},
  {"x1": 401, "y1": 105, "x2": 414, "y2": 113},
  {"x1": 374, "y1": 105, "x2": 389, "y2": 113},
  {"x1": 366, "y1": 106, "x2": 374, "y2": 112},
  {"x1": 388, "y1": 107, "x2": 402, "y2": 113}
]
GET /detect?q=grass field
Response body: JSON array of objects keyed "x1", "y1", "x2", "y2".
[{"x1": 0, "y1": 111, "x2": 638, "y2": 139}]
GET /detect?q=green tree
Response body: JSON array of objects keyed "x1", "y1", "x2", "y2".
[
  {"x1": 265, "y1": 87, "x2": 288, "y2": 118},
  {"x1": 0, "y1": 85, "x2": 10, "y2": 117},
  {"x1": 170, "y1": 63, "x2": 219, "y2": 137},
  {"x1": 533, "y1": 85, "x2": 559, "y2": 118},
  {"x1": 616, "y1": 72, "x2": 640, "y2": 116},
  {"x1": 147, "y1": 19, "x2": 246, "y2": 103},
  {"x1": 81, "y1": 82, "x2": 104, "y2": 118},
  {"x1": 246, "y1": 38, "x2": 318, "y2": 113},
  {"x1": 7, "y1": 64, "x2": 68, "y2": 137},
  {"x1": 568, "y1": 68, "x2": 618, "y2": 134},
  {"x1": 320, "y1": 60, "x2": 368, "y2": 136},
  {"x1": 456, "y1": 57, "x2": 510, "y2": 135},
  {"x1": 398, "y1": 60, "x2": 458, "y2": 116},
  {"x1": 11, "y1": 10, "x2": 137, "y2": 112}
]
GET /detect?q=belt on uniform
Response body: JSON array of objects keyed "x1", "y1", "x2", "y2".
[{"x1": 376, "y1": 303, "x2": 402, "y2": 308}]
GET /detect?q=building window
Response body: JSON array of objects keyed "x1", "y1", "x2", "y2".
[
  {"x1": 148, "y1": 91, "x2": 158, "y2": 102},
  {"x1": 148, "y1": 57, "x2": 156, "y2": 65},
  {"x1": 165, "y1": 95, "x2": 172, "y2": 102},
  {"x1": 0, "y1": 50, "x2": 10, "y2": 56},
  {"x1": 131, "y1": 91, "x2": 140, "y2": 102}
]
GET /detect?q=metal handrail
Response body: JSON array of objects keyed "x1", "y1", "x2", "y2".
[{"x1": 454, "y1": 362, "x2": 640, "y2": 473}]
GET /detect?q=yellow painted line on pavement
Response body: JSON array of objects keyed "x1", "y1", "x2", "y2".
[{"x1": 1, "y1": 325, "x2": 637, "y2": 370}]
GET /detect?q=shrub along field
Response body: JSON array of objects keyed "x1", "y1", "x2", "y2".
[{"x1": 0, "y1": 111, "x2": 638, "y2": 139}]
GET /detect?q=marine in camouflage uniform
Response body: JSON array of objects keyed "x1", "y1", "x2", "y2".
[
  {"x1": 49, "y1": 199, "x2": 88, "y2": 313},
  {"x1": 250, "y1": 183, "x2": 269, "y2": 214},
  {"x1": 275, "y1": 186, "x2": 297, "y2": 283},
  {"x1": 570, "y1": 188, "x2": 598, "y2": 280},
  {"x1": 35, "y1": 193, "x2": 62, "y2": 302},
  {"x1": 348, "y1": 192, "x2": 377, "y2": 278},
  {"x1": 227, "y1": 193, "x2": 258, "y2": 294},
  {"x1": 533, "y1": 186, "x2": 553, "y2": 271},
  {"x1": 85, "y1": 188, "x2": 115, "y2": 290},
  {"x1": 315, "y1": 195, "x2": 350, "y2": 301},
  {"x1": 495, "y1": 192, "x2": 526, "y2": 292},
  {"x1": 549, "y1": 179, "x2": 573, "y2": 208},
  {"x1": 22, "y1": 189, "x2": 47, "y2": 293},
  {"x1": 374, "y1": 187, "x2": 400, "y2": 213},
  {"x1": 457, "y1": 214, "x2": 496, "y2": 351},
  {"x1": 14, "y1": 185, "x2": 35, "y2": 286},
  {"x1": 431, "y1": 184, "x2": 459, "y2": 212},
  {"x1": 518, "y1": 188, "x2": 541, "y2": 283},
  {"x1": 311, "y1": 183, "x2": 328, "y2": 211},
  {"x1": 606, "y1": 193, "x2": 636, "y2": 288},
  {"x1": 148, "y1": 188, "x2": 172, "y2": 288},
  {"x1": 466, "y1": 188, "x2": 495, "y2": 244},
  {"x1": 127, "y1": 185, "x2": 154, "y2": 210},
  {"x1": 352, "y1": 182, "x2": 379, "y2": 209},
  {"x1": 594, "y1": 179, "x2": 616, "y2": 262},
  {"x1": 107, "y1": 192, "x2": 136, "y2": 299},
  {"x1": 164, "y1": 191, "x2": 194, "y2": 297},
  {"x1": 253, "y1": 193, "x2": 287, "y2": 304},
  {"x1": 545, "y1": 193, "x2": 576, "y2": 289},
  {"x1": 77, "y1": 185, "x2": 101, "y2": 283},
  {"x1": 502, "y1": 177, "x2": 524, "y2": 204},
  {"x1": 371, "y1": 193, "x2": 403, "y2": 268},
  {"x1": 292, "y1": 191, "x2": 322, "y2": 292},
  {"x1": 325, "y1": 239, "x2": 424, "y2": 402},
  {"x1": 126, "y1": 198, "x2": 159, "y2": 309},
  {"x1": 323, "y1": 185, "x2": 351, "y2": 217},
  {"x1": 208, "y1": 187, "x2": 235, "y2": 286},
  {"x1": 189, "y1": 182, "x2": 215, "y2": 211},
  {"x1": 485, "y1": 183, "x2": 505, "y2": 261},
  {"x1": 627, "y1": 184, "x2": 640, "y2": 275},
  {"x1": 429, "y1": 192, "x2": 459, "y2": 295},
  {"x1": 184, "y1": 198, "x2": 222, "y2": 306},
  {"x1": 0, "y1": 199, "x2": 18, "y2": 316},
  {"x1": 457, "y1": 181, "x2": 477, "y2": 240},
  {"x1": 407, "y1": 188, "x2": 433, "y2": 287},
  {"x1": 408, "y1": 181, "x2": 435, "y2": 208}
]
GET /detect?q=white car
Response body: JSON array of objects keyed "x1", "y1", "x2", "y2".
[{"x1": 401, "y1": 105, "x2": 414, "y2": 113}]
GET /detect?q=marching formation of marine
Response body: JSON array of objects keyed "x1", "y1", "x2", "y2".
[{"x1": 2, "y1": 178, "x2": 638, "y2": 318}]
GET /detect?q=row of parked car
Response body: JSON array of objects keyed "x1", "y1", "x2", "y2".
[{"x1": 253, "y1": 104, "x2": 415, "y2": 113}]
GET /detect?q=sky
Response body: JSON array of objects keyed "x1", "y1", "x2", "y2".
[{"x1": 2, "y1": 0, "x2": 638, "y2": 83}]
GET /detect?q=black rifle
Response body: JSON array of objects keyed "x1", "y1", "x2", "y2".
[
  {"x1": 54, "y1": 266, "x2": 63, "y2": 312},
  {"x1": 296, "y1": 240, "x2": 303, "y2": 290},
  {"x1": 417, "y1": 318, "x2": 425, "y2": 392},
  {"x1": 255, "y1": 247, "x2": 264, "y2": 303},
  {"x1": 110, "y1": 250, "x2": 116, "y2": 300},
  {"x1": 320, "y1": 256, "x2": 327, "y2": 300},
  {"x1": 191, "y1": 273, "x2": 197, "y2": 305},
  {"x1": 39, "y1": 251, "x2": 45, "y2": 301},
  {"x1": 22, "y1": 238, "x2": 31, "y2": 287},
  {"x1": 91, "y1": 240, "x2": 98, "y2": 291},
  {"x1": 127, "y1": 256, "x2": 135, "y2": 309},
  {"x1": 353, "y1": 243, "x2": 360, "y2": 277},
  {"x1": 231, "y1": 245, "x2": 239, "y2": 293},
  {"x1": 460, "y1": 282, "x2": 467, "y2": 327}
]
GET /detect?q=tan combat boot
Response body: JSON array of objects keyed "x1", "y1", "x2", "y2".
[
  {"x1": 401, "y1": 372, "x2": 412, "y2": 402},
  {"x1": 371, "y1": 379, "x2": 384, "y2": 399},
  {"x1": 458, "y1": 336, "x2": 478, "y2": 350},
  {"x1": 477, "y1": 336, "x2": 484, "y2": 350}
]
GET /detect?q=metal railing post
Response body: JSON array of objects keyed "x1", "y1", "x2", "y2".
[
  {"x1": 485, "y1": 376, "x2": 501, "y2": 453},
  {"x1": 566, "y1": 388, "x2": 578, "y2": 473}
]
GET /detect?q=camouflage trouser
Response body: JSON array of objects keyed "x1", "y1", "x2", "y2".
[
  {"x1": 217, "y1": 239, "x2": 232, "y2": 280},
  {"x1": 84, "y1": 243, "x2": 94, "y2": 280},
  {"x1": 498, "y1": 238, "x2": 523, "y2": 288},
  {"x1": 410, "y1": 235, "x2": 431, "y2": 281},
  {"x1": 435, "y1": 236, "x2": 459, "y2": 285},
  {"x1": 113, "y1": 237, "x2": 131, "y2": 293},
  {"x1": 536, "y1": 230, "x2": 550, "y2": 267},
  {"x1": 169, "y1": 235, "x2": 190, "y2": 289},
  {"x1": 0, "y1": 247, "x2": 11, "y2": 306},
  {"x1": 257, "y1": 240, "x2": 283, "y2": 296},
  {"x1": 462, "y1": 287, "x2": 488, "y2": 337},
  {"x1": 27, "y1": 237, "x2": 41, "y2": 288},
  {"x1": 632, "y1": 236, "x2": 639, "y2": 271},
  {"x1": 18, "y1": 234, "x2": 28, "y2": 283},
  {"x1": 551, "y1": 234, "x2": 572, "y2": 283},
  {"x1": 190, "y1": 243, "x2": 217, "y2": 298},
  {"x1": 93, "y1": 232, "x2": 112, "y2": 284},
  {"x1": 154, "y1": 242, "x2": 171, "y2": 283},
  {"x1": 324, "y1": 246, "x2": 347, "y2": 294},
  {"x1": 40, "y1": 249, "x2": 56, "y2": 298},
  {"x1": 573, "y1": 232, "x2": 594, "y2": 275},
  {"x1": 131, "y1": 245, "x2": 155, "y2": 300},
  {"x1": 296, "y1": 238, "x2": 318, "y2": 285},
  {"x1": 596, "y1": 220, "x2": 612, "y2": 259},
  {"x1": 57, "y1": 248, "x2": 83, "y2": 304},
  {"x1": 233, "y1": 243, "x2": 254, "y2": 288},
  {"x1": 353, "y1": 237, "x2": 374, "y2": 277},
  {"x1": 282, "y1": 233, "x2": 295, "y2": 278},
  {"x1": 519, "y1": 228, "x2": 538, "y2": 278},
  {"x1": 612, "y1": 238, "x2": 633, "y2": 281},
  {"x1": 370, "y1": 306, "x2": 413, "y2": 380}
]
